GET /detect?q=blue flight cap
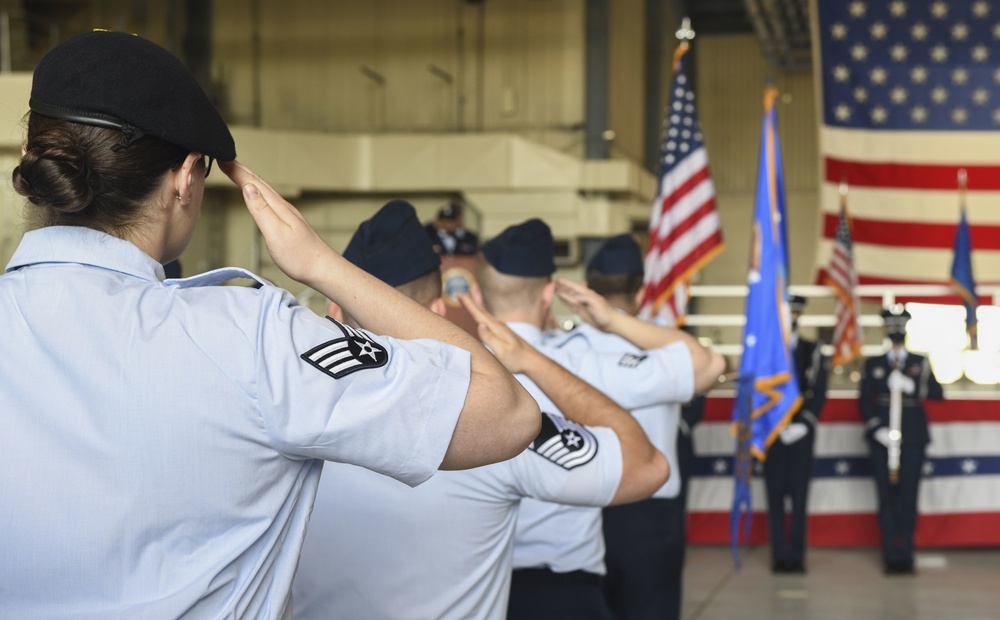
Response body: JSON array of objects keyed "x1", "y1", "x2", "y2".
[
  {"x1": 587, "y1": 234, "x2": 644, "y2": 275},
  {"x1": 343, "y1": 200, "x2": 442, "y2": 287},
  {"x1": 483, "y1": 219, "x2": 556, "y2": 277},
  {"x1": 789, "y1": 295, "x2": 807, "y2": 313}
]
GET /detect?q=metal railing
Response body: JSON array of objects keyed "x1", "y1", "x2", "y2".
[{"x1": 685, "y1": 284, "x2": 1000, "y2": 357}]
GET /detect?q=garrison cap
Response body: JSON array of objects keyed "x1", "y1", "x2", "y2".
[
  {"x1": 29, "y1": 31, "x2": 236, "y2": 161},
  {"x1": 343, "y1": 200, "x2": 442, "y2": 287},
  {"x1": 789, "y1": 295, "x2": 807, "y2": 313},
  {"x1": 483, "y1": 219, "x2": 556, "y2": 277},
  {"x1": 881, "y1": 306, "x2": 911, "y2": 331},
  {"x1": 587, "y1": 234, "x2": 644, "y2": 275}
]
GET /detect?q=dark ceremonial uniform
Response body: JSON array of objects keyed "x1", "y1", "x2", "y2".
[
  {"x1": 764, "y1": 335, "x2": 828, "y2": 572},
  {"x1": 859, "y1": 349, "x2": 942, "y2": 572},
  {"x1": 425, "y1": 223, "x2": 479, "y2": 256},
  {"x1": 425, "y1": 203, "x2": 479, "y2": 255}
]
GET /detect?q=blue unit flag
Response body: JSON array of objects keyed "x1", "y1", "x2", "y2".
[{"x1": 731, "y1": 89, "x2": 803, "y2": 562}]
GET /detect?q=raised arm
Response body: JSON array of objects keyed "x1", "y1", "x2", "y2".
[
  {"x1": 459, "y1": 294, "x2": 668, "y2": 505},
  {"x1": 555, "y1": 278, "x2": 726, "y2": 393},
  {"x1": 222, "y1": 161, "x2": 540, "y2": 469}
]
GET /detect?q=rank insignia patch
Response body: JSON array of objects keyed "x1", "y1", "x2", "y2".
[
  {"x1": 529, "y1": 412, "x2": 598, "y2": 470},
  {"x1": 618, "y1": 353, "x2": 647, "y2": 368},
  {"x1": 301, "y1": 317, "x2": 389, "y2": 379}
]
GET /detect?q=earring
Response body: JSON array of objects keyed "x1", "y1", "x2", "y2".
[{"x1": 176, "y1": 195, "x2": 182, "y2": 201}]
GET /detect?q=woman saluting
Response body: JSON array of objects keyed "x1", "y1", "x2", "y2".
[{"x1": 0, "y1": 31, "x2": 538, "y2": 619}]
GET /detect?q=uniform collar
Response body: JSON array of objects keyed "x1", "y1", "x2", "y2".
[
  {"x1": 507, "y1": 321, "x2": 543, "y2": 347},
  {"x1": 6, "y1": 226, "x2": 167, "y2": 281}
]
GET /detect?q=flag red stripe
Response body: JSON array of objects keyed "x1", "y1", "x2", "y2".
[
  {"x1": 649, "y1": 198, "x2": 719, "y2": 256},
  {"x1": 703, "y1": 396, "x2": 1000, "y2": 424},
  {"x1": 822, "y1": 214, "x2": 1000, "y2": 250},
  {"x1": 645, "y1": 232, "x2": 723, "y2": 302},
  {"x1": 825, "y1": 157, "x2": 1000, "y2": 191},
  {"x1": 656, "y1": 166, "x2": 712, "y2": 215},
  {"x1": 687, "y1": 512, "x2": 1000, "y2": 547}
]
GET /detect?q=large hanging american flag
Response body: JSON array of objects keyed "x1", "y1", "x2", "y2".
[
  {"x1": 814, "y1": 0, "x2": 1000, "y2": 292},
  {"x1": 821, "y1": 187, "x2": 864, "y2": 367},
  {"x1": 640, "y1": 40, "x2": 724, "y2": 326}
]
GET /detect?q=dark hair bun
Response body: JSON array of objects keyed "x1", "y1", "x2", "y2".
[{"x1": 13, "y1": 124, "x2": 101, "y2": 214}]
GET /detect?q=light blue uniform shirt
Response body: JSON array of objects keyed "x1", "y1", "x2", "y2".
[
  {"x1": 546, "y1": 323, "x2": 694, "y2": 499},
  {"x1": 0, "y1": 227, "x2": 471, "y2": 619},
  {"x1": 512, "y1": 322, "x2": 694, "y2": 574},
  {"x1": 293, "y1": 339, "x2": 623, "y2": 620}
]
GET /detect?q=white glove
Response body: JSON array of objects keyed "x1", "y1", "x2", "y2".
[
  {"x1": 873, "y1": 427, "x2": 891, "y2": 447},
  {"x1": 887, "y1": 370, "x2": 915, "y2": 395},
  {"x1": 779, "y1": 422, "x2": 809, "y2": 445}
]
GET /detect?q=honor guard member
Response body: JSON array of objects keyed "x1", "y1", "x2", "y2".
[
  {"x1": 0, "y1": 33, "x2": 540, "y2": 619},
  {"x1": 545, "y1": 234, "x2": 725, "y2": 620},
  {"x1": 293, "y1": 200, "x2": 668, "y2": 620},
  {"x1": 859, "y1": 307, "x2": 943, "y2": 575},
  {"x1": 474, "y1": 220, "x2": 724, "y2": 620},
  {"x1": 425, "y1": 201, "x2": 480, "y2": 255},
  {"x1": 764, "y1": 295, "x2": 829, "y2": 574}
]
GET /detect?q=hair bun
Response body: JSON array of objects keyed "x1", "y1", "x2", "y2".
[{"x1": 13, "y1": 127, "x2": 100, "y2": 214}]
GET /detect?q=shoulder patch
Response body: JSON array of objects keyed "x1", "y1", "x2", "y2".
[
  {"x1": 300, "y1": 317, "x2": 389, "y2": 379},
  {"x1": 529, "y1": 412, "x2": 599, "y2": 470},
  {"x1": 618, "y1": 352, "x2": 648, "y2": 368}
]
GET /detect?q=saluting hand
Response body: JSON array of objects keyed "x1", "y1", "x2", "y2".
[
  {"x1": 458, "y1": 294, "x2": 543, "y2": 375},
  {"x1": 220, "y1": 161, "x2": 333, "y2": 286},
  {"x1": 554, "y1": 279, "x2": 617, "y2": 332}
]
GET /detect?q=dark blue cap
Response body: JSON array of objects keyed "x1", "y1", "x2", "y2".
[
  {"x1": 587, "y1": 234, "x2": 644, "y2": 275},
  {"x1": 483, "y1": 219, "x2": 556, "y2": 277},
  {"x1": 343, "y1": 200, "x2": 441, "y2": 287}
]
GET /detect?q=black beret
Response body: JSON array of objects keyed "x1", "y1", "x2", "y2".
[
  {"x1": 483, "y1": 219, "x2": 556, "y2": 277},
  {"x1": 587, "y1": 234, "x2": 644, "y2": 275},
  {"x1": 29, "y1": 31, "x2": 235, "y2": 161},
  {"x1": 789, "y1": 295, "x2": 807, "y2": 312},
  {"x1": 343, "y1": 200, "x2": 442, "y2": 287}
]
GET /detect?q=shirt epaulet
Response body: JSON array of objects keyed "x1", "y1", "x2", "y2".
[{"x1": 164, "y1": 267, "x2": 273, "y2": 289}]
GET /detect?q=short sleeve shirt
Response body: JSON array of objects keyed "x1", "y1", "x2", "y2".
[
  {"x1": 512, "y1": 321, "x2": 695, "y2": 572},
  {"x1": 0, "y1": 227, "x2": 471, "y2": 619},
  {"x1": 546, "y1": 323, "x2": 695, "y2": 498},
  {"x1": 293, "y1": 367, "x2": 623, "y2": 620}
]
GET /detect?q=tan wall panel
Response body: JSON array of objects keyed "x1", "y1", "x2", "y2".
[
  {"x1": 608, "y1": 0, "x2": 645, "y2": 164},
  {"x1": 696, "y1": 34, "x2": 820, "y2": 292}
]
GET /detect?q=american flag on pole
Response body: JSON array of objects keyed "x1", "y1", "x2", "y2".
[
  {"x1": 820, "y1": 185, "x2": 863, "y2": 367},
  {"x1": 640, "y1": 36, "x2": 724, "y2": 326},
  {"x1": 814, "y1": 0, "x2": 1000, "y2": 292}
]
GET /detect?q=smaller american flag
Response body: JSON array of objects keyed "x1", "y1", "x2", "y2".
[
  {"x1": 822, "y1": 185, "x2": 863, "y2": 367},
  {"x1": 640, "y1": 38, "x2": 723, "y2": 326}
]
